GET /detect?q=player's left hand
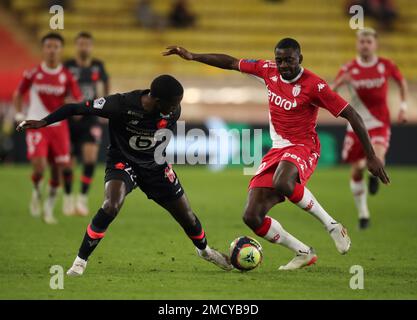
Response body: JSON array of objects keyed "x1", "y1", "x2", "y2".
[
  {"x1": 367, "y1": 154, "x2": 390, "y2": 184},
  {"x1": 397, "y1": 109, "x2": 408, "y2": 124},
  {"x1": 16, "y1": 120, "x2": 47, "y2": 132}
]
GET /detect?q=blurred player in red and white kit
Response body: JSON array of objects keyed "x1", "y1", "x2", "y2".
[
  {"x1": 332, "y1": 28, "x2": 408, "y2": 230},
  {"x1": 164, "y1": 38, "x2": 389, "y2": 270},
  {"x1": 13, "y1": 33, "x2": 82, "y2": 224}
]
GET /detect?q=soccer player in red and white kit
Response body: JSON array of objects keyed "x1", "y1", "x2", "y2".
[
  {"x1": 13, "y1": 33, "x2": 82, "y2": 224},
  {"x1": 163, "y1": 38, "x2": 389, "y2": 270},
  {"x1": 332, "y1": 28, "x2": 408, "y2": 230}
]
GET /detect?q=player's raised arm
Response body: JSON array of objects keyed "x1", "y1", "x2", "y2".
[
  {"x1": 340, "y1": 105, "x2": 390, "y2": 184},
  {"x1": 162, "y1": 46, "x2": 240, "y2": 70}
]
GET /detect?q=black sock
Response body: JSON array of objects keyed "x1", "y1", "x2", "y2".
[
  {"x1": 78, "y1": 208, "x2": 115, "y2": 260},
  {"x1": 62, "y1": 168, "x2": 73, "y2": 195},
  {"x1": 81, "y1": 163, "x2": 95, "y2": 195},
  {"x1": 184, "y1": 216, "x2": 208, "y2": 250}
]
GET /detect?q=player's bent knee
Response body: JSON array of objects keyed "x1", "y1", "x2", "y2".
[
  {"x1": 273, "y1": 178, "x2": 294, "y2": 197},
  {"x1": 102, "y1": 199, "x2": 123, "y2": 217},
  {"x1": 242, "y1": 211, "x2": 263, "y2": 231}
]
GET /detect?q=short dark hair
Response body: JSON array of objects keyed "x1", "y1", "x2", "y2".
[
  {"x1": 41, "y1": 32, "x2": 64, "y2": 45},
  {"x1": 75, "y1": 31, "x2": 93, "y2": 41},
  {"x1": 150, "y1": 75, "x2": 184, "y2": 101},
  {"x1": 275, "y1": 38, "x2": 301, "y2": 53}
]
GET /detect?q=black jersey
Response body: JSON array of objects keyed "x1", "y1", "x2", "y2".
[
  {"x1": 43, "y1": 90, "x2": 181, "y2": 168},
  {"x1": 64, "y1": 58, "x2": 109, "y2": 100}
]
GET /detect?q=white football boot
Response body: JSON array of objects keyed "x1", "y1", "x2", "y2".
[
  {"x1": 29, "y1": 189, "x2": 42, "y2": 218},
  {"x1": 197, "y1": 246, "x2": 233, "y2": 271},
  {"x1": 75, "y1": 194, "x2": 89, "y2": 216},
  {"x1": 328, "y1": 222, "x2": 351, "y2": 254},
  {"x1": 66, "y1": 256, "x2": 87, "y2": 276},
  {"x1": 63, "y1": 194, "x2": 76, "y2": 216},
  {"x1": 279, "y1": 248, "x2": 317, "y2": 271}
]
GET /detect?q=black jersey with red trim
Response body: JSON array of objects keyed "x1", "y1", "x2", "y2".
[{"x1": 43, "y1": 90, "x2": 181, "y2": 168}]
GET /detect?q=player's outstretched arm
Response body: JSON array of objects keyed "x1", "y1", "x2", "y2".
[
  {"x1": 340, "y1": 105, "x2": 390, "y2": 184},
  {"x1": 162, "y1": 46, "x2": 240, "y2": 70},
  {"x1": 16, "y1": 102, "x2": 90, "y2": 132}
]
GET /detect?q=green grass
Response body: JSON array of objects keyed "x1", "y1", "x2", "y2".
[{"x1": 0, "y1": 165, "x2": 416, "y2": 300}]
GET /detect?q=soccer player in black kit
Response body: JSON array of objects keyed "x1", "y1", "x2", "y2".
[
  {"x1": 17, "y1": 75, "x2": 233, "y2": 275},
  {"x1": 63, "y1": 32, "x2": 110, "y2": 216}
]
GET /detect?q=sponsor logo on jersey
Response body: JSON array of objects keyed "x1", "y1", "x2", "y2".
[
  {"x1": 33, "y1": 83, "x2": 66, "y2": 95},
  {"x1": 292, "y1": 84, "x2": 301, "y2": 97},
  {"x1": 93, "y1": 97, "x2": 106, "y2": 109},
  {"x1": 267, "y1": 88, "x2": 297, "y2": 111},
  {"x1": 352, "y1": 76, "x2": 385, "y2": 89}
]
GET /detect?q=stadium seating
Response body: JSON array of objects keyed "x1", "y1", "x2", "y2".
[{"x1": 8, "y1": 0, "x2": 417, "y2": 83}]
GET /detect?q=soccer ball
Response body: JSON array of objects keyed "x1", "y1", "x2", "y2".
[{"x1": 229, "y1": 236, "x2": 263, "y2": 271}]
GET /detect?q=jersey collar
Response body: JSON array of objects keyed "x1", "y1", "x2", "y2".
[
  {"x1": 279, "y1": 67, "x2": 304, "y2": 83},
  {"x1": 356, "y1": 56, "x2": 378, "y2": 68},
  {"x1": 41, "y1": 62, "x2": 63, "y2": 75}
]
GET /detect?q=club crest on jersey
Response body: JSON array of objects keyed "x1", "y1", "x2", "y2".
[
  {"x1": 292, "y1": 84, "x2": 301, "y2": 97},
  {"x1": 377, "y1": 62, "x2": 385, "y2": 74},
  {"x1": 93, "y1": 97, "x2": 106, "y2": 109},
  {"x1": 58, "y1": 73, "x2": 66, "y2": 84},
  {"x1": 270, "y1": 76, "x2": 278, "y2": 82}
]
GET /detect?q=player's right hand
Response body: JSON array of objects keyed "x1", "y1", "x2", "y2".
[
  {"x1": 162, "y1": 46, "x2": 193, "y2": 60},
  {"x1": 16, "y1": 120, "x2": 47, "y2": 132},
  {"x1": 367, "y1": 154, "x2": 390, "y2": 184}
]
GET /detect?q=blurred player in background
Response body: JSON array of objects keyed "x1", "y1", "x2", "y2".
[
  {"x1": 13, "y1": 33, "x2": 82, "y2": 224},
  {"x1": 164, "y1": 39, "x2": 389, "y2": 270},
  {"x1": 64, "y1": 32, "x2": 110, "y2": 216},
  {"x1": 332, "y1": 28, "x2": 408, "y2": 230}
]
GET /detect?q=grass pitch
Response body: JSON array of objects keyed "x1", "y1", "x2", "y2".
[{"x1": 0, "y1": 165, "x2": 416, "y2": 299}]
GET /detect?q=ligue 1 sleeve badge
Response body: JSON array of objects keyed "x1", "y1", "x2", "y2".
[{"x1": 157, "y1": 119, "x2": 168, "y2": 129}]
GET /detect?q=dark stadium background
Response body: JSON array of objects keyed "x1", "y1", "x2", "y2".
[{"x1": 0, "y1": 0, "x2": 416, "y2": 166}]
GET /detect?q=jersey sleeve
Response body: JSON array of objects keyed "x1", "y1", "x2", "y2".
[
  {"x1": 17, "y1": 69, "x2": 35, "y2": 95},
  {"x1": 387, "y1": 60, "x2": 403, "y2": 83},
  {"x1": 84, "y1": 94, "x2": 123, "y2": 118},
  {"x1": 312, "y1": 79, "x2": 349, "y2": 117},
  {"x1": 66, "y1": 71, "x2": 83, "y2": 101},
  {"x1": 238, "y1": 59, "x2": 268, "y2": 79},
  {"x1": 43, "y1": 93, "x2": 123, "y2": 125}
]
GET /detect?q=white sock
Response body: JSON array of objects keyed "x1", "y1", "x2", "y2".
[
  {"x1": 350, "y1": 179, "x2": 370, "y2": 219},
  {"x1": 290, "y1": 184, "x2": 336, "y2": 231},
  {"x1": 44, "y1": 186, "x2": 58, "y2": 217},
  {"x1": 257, "y1": 216, "x2": 311, "y2": 254}
]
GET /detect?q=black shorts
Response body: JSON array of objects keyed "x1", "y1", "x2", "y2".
[
  {"x1": 104, "y1": 157, "x2": 184, "y2": 203},
  {"x1": 69, "y1": 117, "x2": 103, "y2": 157}
]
